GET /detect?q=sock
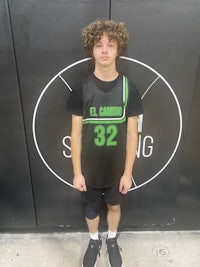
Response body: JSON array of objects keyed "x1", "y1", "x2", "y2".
[
  {"x1": 107, "y1": 229, "x2": 117, "y2": 239},
  {"x1": 90, "y1": 231, "x2": 99, "y2": 240}
]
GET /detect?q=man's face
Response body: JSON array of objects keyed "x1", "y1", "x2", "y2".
[{"x1": 92, "y1": 34, "x2": 118, "y2": 68}]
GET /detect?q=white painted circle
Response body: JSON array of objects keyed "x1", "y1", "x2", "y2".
[
  {"x1": 32, "y1": 57, "x2": 182, "y2": 191},
  {"x1": 120, "y1": 57, "x2": 182, "y2": 190}
]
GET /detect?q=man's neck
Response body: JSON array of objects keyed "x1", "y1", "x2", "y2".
[{"x1": 94, "y1": 65, "x2": 119, "y2": 82}]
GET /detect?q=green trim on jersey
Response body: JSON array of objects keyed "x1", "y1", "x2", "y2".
[{"x1": 83, "y1": 76, "x2": 129, "y2": 125}]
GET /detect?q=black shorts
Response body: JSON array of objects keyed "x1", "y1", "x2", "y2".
[{"x1": 82, "y1": 186, "x2": 124, "y2": 209}]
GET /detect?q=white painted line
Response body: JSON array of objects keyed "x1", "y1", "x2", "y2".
[{"x1": 58, "y1": 74, "x2": 72, "y2": 91}]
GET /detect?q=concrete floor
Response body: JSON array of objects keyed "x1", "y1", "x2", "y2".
[{"x1": 0, "y1": 231, "x2": 199, "y2": 267}]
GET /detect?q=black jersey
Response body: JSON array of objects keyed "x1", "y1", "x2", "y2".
[{"x1": 67, "y1": 74, "x2": 143, "y2": 188}]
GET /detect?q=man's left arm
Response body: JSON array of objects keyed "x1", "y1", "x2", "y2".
[{"x1": 119, "y1": 116, "x2": 138, "y2": 194}]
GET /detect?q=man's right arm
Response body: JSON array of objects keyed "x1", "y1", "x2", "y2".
[{"x1": 71, "y1": 114, "x2": 87, "y2": 192}]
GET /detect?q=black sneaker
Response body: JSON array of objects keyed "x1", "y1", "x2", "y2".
[
  {"x1": 82, "y1": 239, "x2": 102, "y2": 267},
  {"x1": 106, "y1": 237, "x2": 123, "y2": 267}
]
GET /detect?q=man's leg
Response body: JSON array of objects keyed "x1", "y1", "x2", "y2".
[
  {"x1": 107, "y1": 204, "x2": 121, "y2": 233},
  {"x1": 85, "y1": 214, "x2": 100, "y2": 238},
  {"x1": 105, "y1": 188, "x2": 123, "y2": 267},
  {"x1": 82, "y1": 188, "x2": 102, "y2": 267},
  {"x1": 105, "y1": 186, "x2": 123, "y2": 235},
  {"x1": 82, "y1": 213, "x2": 102, "y2": 267},
  {"x1": 84, "y1": 190, "x2": 102, "y2": 239}
]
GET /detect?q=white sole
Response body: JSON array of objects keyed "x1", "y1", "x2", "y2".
[{"x1": 82, "y1": 262, "x2": 97, "y2": 267}]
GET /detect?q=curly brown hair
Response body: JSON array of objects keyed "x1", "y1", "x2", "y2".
[{"x1": 82, "y1": 19, "x2": 129, "y2": 57}]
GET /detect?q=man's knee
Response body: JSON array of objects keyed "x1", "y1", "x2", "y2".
[
  {"x1": 85, "y1": 205, "x2": 99, "y2": 220},
  {"x1": 107, "y1": 204, "x2": 121, "y2": 213}
]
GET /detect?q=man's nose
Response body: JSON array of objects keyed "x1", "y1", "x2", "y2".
[{"x1": 102, "y1": 45, "x2": 108, "y2": 53}]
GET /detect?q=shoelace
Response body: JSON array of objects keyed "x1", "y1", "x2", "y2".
[
  {"x1": 106, "y1": 242, "x2": 122, "y2": 254},
  {"x1": 90, "y1": 242, "x2": 101, "y2": 256}
]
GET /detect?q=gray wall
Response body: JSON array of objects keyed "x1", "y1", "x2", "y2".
[{"x1": 0, "y1": 0, "x2": 200, "y2": 231}]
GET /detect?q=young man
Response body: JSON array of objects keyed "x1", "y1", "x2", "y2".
[{"x1": 67, "y1": 20, "x2": 143, "y2": 267}]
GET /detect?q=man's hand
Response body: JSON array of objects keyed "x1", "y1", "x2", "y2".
[
  {"x1": 73, "y1": 174, "x2": 87, "y2": 192},
  {"x1": 119, "y1": 174, "x2": 132, "y2": 194}
]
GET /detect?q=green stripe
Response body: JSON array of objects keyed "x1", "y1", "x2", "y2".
[
  {"x1": 125, "y1": 77, "x2": 129, "y2": 108},
  {"x1": 83, "y1": 117, "x2": 126, "y2": 125}
]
